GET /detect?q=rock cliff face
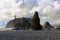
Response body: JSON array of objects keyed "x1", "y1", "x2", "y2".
[
  {"x1": 6, "y1": 20, "x2": 14, "y2": 28},
  {"x1": 6, "y1": 18, "x2": 31, "y2": 30}
]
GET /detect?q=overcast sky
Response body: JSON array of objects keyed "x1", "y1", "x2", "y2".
[{"x1": 0, "y1": 0, "x2": 60, "y2": 28}]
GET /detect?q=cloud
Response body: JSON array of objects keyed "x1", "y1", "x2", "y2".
[
  {"x1": 30, "y1": 0, "x2": 60, "y2": 24},
  {"x1": 0, "y1": 0, "x2": 60, "y2": 27},
  {"x1": 0, "y1": 0, "x2": 38, "y2": 27}
]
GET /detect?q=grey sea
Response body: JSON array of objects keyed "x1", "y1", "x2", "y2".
[{"x1": 0, "y1": 28, "x2": 60, "y2": 40}]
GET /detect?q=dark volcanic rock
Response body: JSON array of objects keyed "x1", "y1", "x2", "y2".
[
  {"x1": 44, "y1": 21, "x2": 54, "y2": 29},
  {"x1": 31, "y1": 11, "x2": 43, "y2": 30},
  {"x1": 6, "y1": 18, "x2": 31, "y2": 30}
]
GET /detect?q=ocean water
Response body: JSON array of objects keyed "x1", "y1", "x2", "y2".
[{"x1": 0, "y1": 28, "x2": 60, "y2": 40}]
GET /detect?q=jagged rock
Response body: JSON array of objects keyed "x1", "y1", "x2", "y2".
[
  {"x1": 44, "y1": 21, "x2": 54, "y2": 29},
  {"x1": 6, "y1": 18, "x2": 31, "y2": 30},
  {"x1": 31, "y1": 11, "x2": 43, "y2": 30}
]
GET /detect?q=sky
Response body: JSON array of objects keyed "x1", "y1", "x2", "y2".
[{"x1": 0, "y1": 0, "x2": 60, "y2": 28}]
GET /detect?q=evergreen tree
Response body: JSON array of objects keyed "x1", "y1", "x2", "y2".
[{"x1": 31, "y1": 11, "x2": 42, "y2": 30}]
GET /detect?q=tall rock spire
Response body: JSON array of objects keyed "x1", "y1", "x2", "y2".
[{"x1": 31, "y1": 11, "x2": 42, "y2": 30}]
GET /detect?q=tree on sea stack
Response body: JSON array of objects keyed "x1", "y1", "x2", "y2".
[{"x1": 31, "y1": 11, "x2": 42, "y2": 30}]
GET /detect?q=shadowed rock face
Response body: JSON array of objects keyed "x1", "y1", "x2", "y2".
[
  {"x1": 6, "y1": 11, "x2": 43, "y2": 30},
  {"x1": 6, "y1": 18, "x2": 31, "y2": 30},
  {"x1": 6, "y1": 20, "x2": 14, "y2": 28},
  {"x1": 31, "y1": 11, "x2": 43, "y2": 30}
]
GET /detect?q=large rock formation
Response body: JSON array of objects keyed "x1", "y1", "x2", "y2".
[
  {"x1": 44, "y1": 21, "x2": 54, "y2": 29},
  {"x1": 6, "y1": 17, "x2": 31, "y2": 30},
  {"x1": 31, "y1": 11, "x2": 43, "y2": 30},
  {"x1": 13, "y1": 17, "x2": 31, "y2": 30}
]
